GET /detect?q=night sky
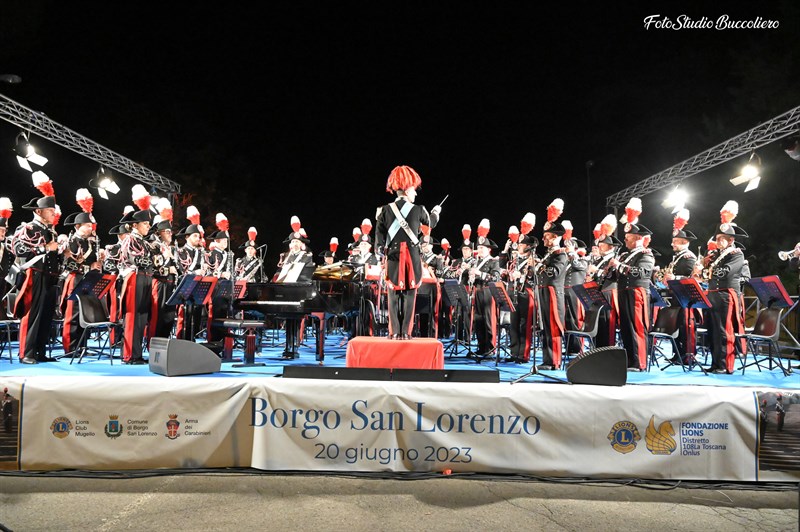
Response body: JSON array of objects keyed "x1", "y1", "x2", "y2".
[{"x1": 1, "y1": 2, "x2": 799, "y2": 285}]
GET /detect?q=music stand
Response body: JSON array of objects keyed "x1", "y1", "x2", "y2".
[
  {"x1": 441, "y1": 280, "x2": 474, "y2": 357},
  {"x1": 747, "y1": 275, "x2": 793, "y2": 308},
  {"x1": 572, "y1": 281, "x2": 609, "y2": 311},
  {"x1": 512, "y1": 282, "x2": 569, "y2": 385},
  {"x1": 666, "y1": 278, "x2": 711, "y2": 372},
  {"x1": 67, "y1": 271, "x2": 116, "y2": 301},
  {"x1": 486, "y1": 282, "x2": 515, "y2": 367},
  {"x1": 649, "y1": 285, "x2": 670, "y2": 308},
  {"x1": 166, "y1": 275, "x2": 218, "y2": 341}
]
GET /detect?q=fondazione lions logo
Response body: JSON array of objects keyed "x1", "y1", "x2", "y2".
[
  {"x1": 50, "y1": 417, "x2": 73, "y2": 439},
  {"x1": 645, "y1": 415, "x2": 677, "y2": 455},
  {"x1": 607, "y1": 420, "x2": 641, "y2": 454},
  {"x1": 165, "y1": 414, "x2": 180, "y2": 440},
  {"x1": 104, "y1": 415, "x2": 123, "y2": 439}
]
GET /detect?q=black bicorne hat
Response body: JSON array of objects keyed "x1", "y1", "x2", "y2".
[{"x1": 22, "y1": 196, "x2": 57, "y2": 210}]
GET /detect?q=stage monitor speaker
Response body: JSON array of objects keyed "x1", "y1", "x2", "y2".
[
  {"x1": 392, "y1": 369, "x2": 500, "y2": 383},
  {"x1": 283, "y1": 366, "x2": 392, "y2": 381},
  {"x1": 566, "y1": 346, "x2": 627, "y2": 386},
  {"x1": 148, "y1": 337, "x2": 222, "y2": 377}
]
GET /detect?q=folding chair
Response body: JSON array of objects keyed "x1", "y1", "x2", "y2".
[
  {"x1": 70, "y1": 293, "x2": 118, "y2": 364},
  {"x1": 0, "y1": 290, "x2": 20, "y2": 362},
  {"x1": 562, "y1": 303, "x2": 603, "y2": 369},
  {"x1": 735, "y1": 306, "x2": 791, "y2": 377},
  {"x1": 647, "y1": 305, "x2": 681, "y2": 371}
]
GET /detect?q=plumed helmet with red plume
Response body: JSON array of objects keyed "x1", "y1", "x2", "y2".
[
  {"x1": 329, "y1": 237, "x2": 339, "y2": 253},
  {"x1": 593, "y1": 224, "x2": 601, "y2": 241},
  {"x1": 673, "y1": 209, "x2": 690, "y2": 233},
  {"x1": 131, "y1": 184, "x2": 151, "y2": 211},
  {"x1": 508, "y1": 225, "x2": 520, "y2": 243},
  {"x1": 720, "y1": 201, "x2": 738, "y2": 224},
  {"x1": 0, "y1": 197, "x2": 12, "y2": 221},
  {"x1": 290, "y1": 215, "x2": 301, "y2": 232},
  {"x1": 75, "y1": 188, "x2": 93, "y2": 213},
  {"x1": 186, "y1": 205, "x2": 200, "y2": 225},
  {"x1": 599, "y1": 214, "x2": 617, "y2": 239},
  {"x1": 461, "y1": 224, "x2": 471, "y2": 242},
  {"x1": 32, "y1": 172, "x2": 55, "y2": 197},
  {"x1": 477, "y1": 219, "x2": 490, "y2": 238},
  {"x1": 520, "y1": 212, "x2": 536, "y2": 235},
  {"x1": 156, "y1": 198, "x2": 173, "y2": 222},
  {"x1": 361, "y1": 218, "x2": 372, "y2": 236},
  {"x1": 440, "y1": 238, "x2": 450, "y2": 252},
  {"x1": 247, "y1": 227, "x2": 258, "y2": 244},
  {"x1": 562, "y1": 220, "x2": 573, "y2": 241},
  {"x1": 215, "y1": 213, "x2": 229, "y2": 232},
  {"x1": 543, "y1": 199, "x2": 564, "y2": 231},
  {"x1": 620, "y1": 197, "x2": 642, "y2": 226},
  {"x1": 352, "y1": 227, "x2": 361, "y2": 241},
  {"x1": 385, "y1": 165, "x2": 422, "y2": 193}
]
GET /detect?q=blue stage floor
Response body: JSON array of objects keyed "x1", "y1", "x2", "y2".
[{"x1": 1, "y1": 330, "x2": 797, "y2": 389}]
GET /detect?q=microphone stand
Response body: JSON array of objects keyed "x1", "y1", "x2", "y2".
[{"x1": 512, "y1": 254, "x2": 569, "y2": 384}]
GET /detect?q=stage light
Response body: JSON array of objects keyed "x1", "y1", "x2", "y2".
[
  {"x1": 730, "y1": 152, "x2": 761, "y2": 192},
  {"x1": 14, "y1": 132, "x2": 48, "y2": 170},
  {"x1": 661, "y1": 187, "x2": 688, "y2": 213},
  {"x1": 783, "y1": 136, "x2": 800, "y2": 161},
  {"x1": 89, "y1": 166, "x2": 120, "y2": 200}
]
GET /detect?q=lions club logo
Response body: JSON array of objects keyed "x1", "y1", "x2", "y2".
[
  {"x1": 607, "y1": 420, "x2": 641, "y2": 454},
  {"x1": 165, "y1": 414, "x2": 180, "y2": 440},
  {"x1": 104, "y1": 415, "x2": 124, "y2": 439},
  {"x1": 645, "y1": 415, "x2": 677, "y2": 455},
  {"x1": 50, "y1": 417, "x2": 73, "y2": 439}
]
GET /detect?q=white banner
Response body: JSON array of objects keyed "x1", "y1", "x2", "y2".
[
  {"x1": 19, "y1": 376, "x2": 253, "y2": 470},
  {"x1": 250, "y1": 380, "x2": 777, "y2": 481}
]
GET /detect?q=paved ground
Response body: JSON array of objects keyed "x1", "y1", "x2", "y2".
[{"x1": 0, "y1": 473, "x2": 797, "y2": 531}]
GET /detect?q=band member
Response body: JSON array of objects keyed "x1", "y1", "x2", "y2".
[
  {"x1": 610, "y1": 219, "x2": 655, "y2": 371},
  {"x1": 661, "y1": 209, "x2": 698, "y2": 364},
  {"x1": 0, "y1": 198, "x2": 16, "y2": 304},
  {"x1": 588, "y1": 223, "x2": 623, "y2": 349},
  {"x1": 318, "y1": 250, "x2": 335, "y2": 266},
  {"x1": 12, "y1": 175, "x2": 64, "y2": 364},
  {"x1": 60, "y1": 189, "x2": 101, "y2": 355},
  {"x1": 468, "y1": 223, "x2": 502, "y2": 358},
  {"x1": 504, "y1": 230, "x2": 538, "y2": 363},
  {"x1": 537, "y1": 218, "x2": 568, "y2": 370},
  {"x1": 782, "y1": 242, "x2": 800, "y2": 272},
  {"x1": 148, "y1": 200, "x2": 179, "y2": 341},
  {"x1": 117, "y1": 185, "x2": 157, "y2": 364},
  {"x1": 705, "y1": 201, "x2": 748, "y2": 374},
  {"x1": 235, "y1": 227, "x2": 262, "y2": 282},
  {"x1": 352, "y1": 232, "x2": 380, "y2": 336},
  {"x1": 375, "y1": 165, "x2": 441, "y2": 340},
  {"x1": 416, "y1": 228, "x2": 443, "y2": 338},
  {"x1": 442, "y1": 226, "x2": 475, "y2": 345},
  {"x1": 563, "y1": 227, "x2": 590, "y2": 355},
  {"x1": 206, "y1": 212, "x2": 233, "y2": 343},
  {"x1": 174, "y1": 207, "x2": 206, "y2": 340},
  {"x1": 274, "y1": 227, "x2": 315, "y2": 358},
  {"x1": 104, "y1": 221, "x2": 129, "y2": 345}
]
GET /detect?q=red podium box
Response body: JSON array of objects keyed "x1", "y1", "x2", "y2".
[{"x1": 346, "y1": 337, "x2": 444, "y2": 370}]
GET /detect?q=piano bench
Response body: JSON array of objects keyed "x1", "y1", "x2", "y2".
[{"x1": 214, "y1": 320, "x2": 268, "y2": 359}]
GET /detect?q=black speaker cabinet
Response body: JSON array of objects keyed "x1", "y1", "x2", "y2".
[
  {"x1": 282, "y1": 366, "x2": 392, "y2": 381},
  {"x1": 565, "y1": 346, "x2": 627, "y2": 386},
  {"x1": 148, "y1": 337, "x2": 222, "y2": 376},
  {"x1": 392, "y1": 369, "x2": 500, "y2": 383}
]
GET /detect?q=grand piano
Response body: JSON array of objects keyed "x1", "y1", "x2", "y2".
[{"x1": 234, "y1": 268, "x2": 362, "y2": 361}]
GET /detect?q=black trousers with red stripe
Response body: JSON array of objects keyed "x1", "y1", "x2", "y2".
[
  {"x1": 706, "y1": 289, "x2": 744, "y2": 372},
  {"x1": 508, "y1": 289, "x2": 533, "y2": 361},
  {"x1": 122, "y1": 272, "x2": 153, "y2": 362},
  {"x1": 618, "y1": 286, "x2": 650, "y2": 369},
  {"x1": 387, "y1": 288, "x2": 417, "y2": 337},
  {"x1": 564, "y1": 288, "x2": 584, "y2": 353},
  {"x1": 17, "y1": 269, "x2": 58, "y2": 361},
  {"x1": 60, "y1": 272, "x2": 85, "y2": 355},
  {"x1": 149, "y1": 277, "x2": 176, "y2": 341},
  {"x1": 539, "y1": 286, "x2": 565, "y2": 367},
  {"x1": 473, "y1": 286, "x2": 496, "y2": 356}
]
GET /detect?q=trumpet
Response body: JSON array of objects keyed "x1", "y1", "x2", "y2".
[{"x1": 778, "y1": 249, "x2": 798, "y2": 261}]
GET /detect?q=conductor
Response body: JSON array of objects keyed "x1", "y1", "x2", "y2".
[{"x1": 376, "y1": 165, "x2": 441, "y2": 339}]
